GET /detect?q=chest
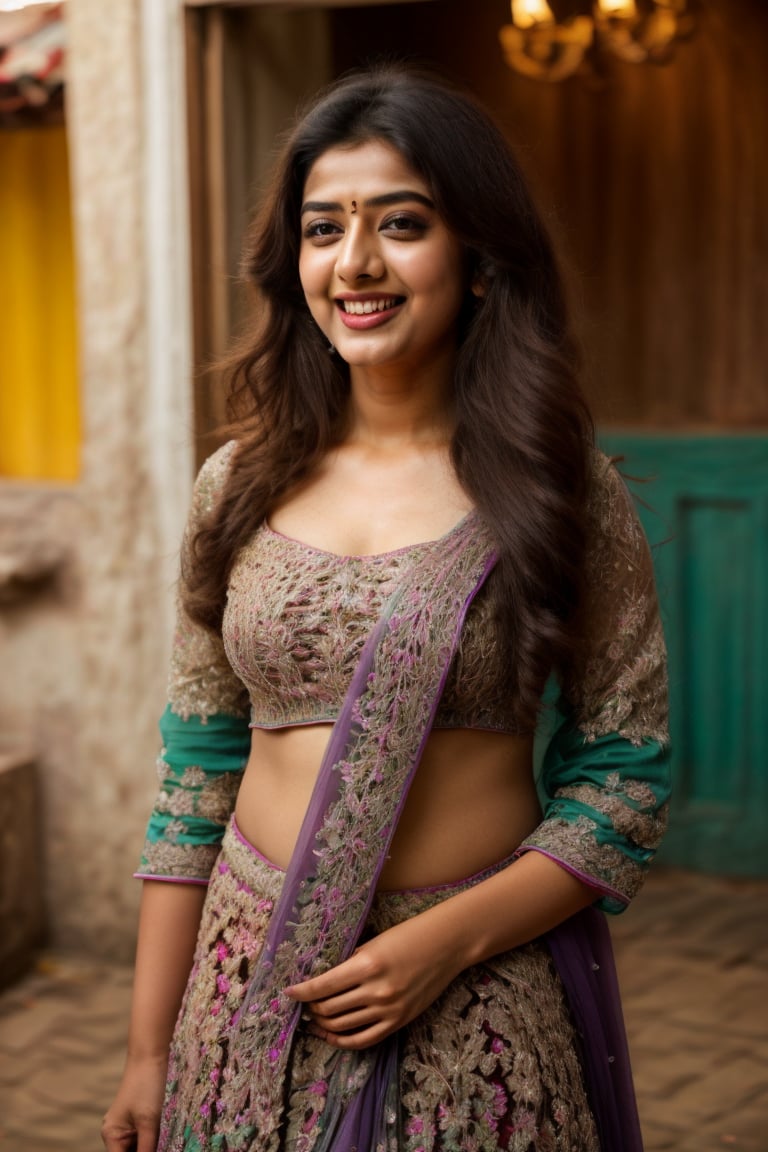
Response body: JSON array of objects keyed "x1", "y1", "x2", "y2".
[
  {"x1": 267, "y1": 450, "x2": 472, "y2": 558},
  {"x1": 220, "y1": 520, "x2": 519, "y2": 735}
]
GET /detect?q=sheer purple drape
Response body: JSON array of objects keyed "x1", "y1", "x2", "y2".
[{"x1": 548, "y1": 908, "x2": 644, "y2": 1152}]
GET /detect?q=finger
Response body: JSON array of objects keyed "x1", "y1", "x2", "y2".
[
  {"x1": 287, "y1": 962, "x2": 360, "y2": 1002},
  {"x1": 307, "y1": 987, "x2": 368, "y2": 1019},
  {"x1": 102, "y1": 1115, "x2": 158, "y2": 1152},
  {"x1": 308, "y1": 1004, "x2": 380, "y2": 1032},
  {"x1": 310, "y1": 1020, "x2": 390, "y2": 1051},
  {"x1": 101, "y1": 1125, "x2": 137, "y2": 1152},
  {"x1": 137, "y1": 1122, "x2": 161, "y2": 1152}
]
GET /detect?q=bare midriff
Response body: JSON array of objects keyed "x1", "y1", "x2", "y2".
[{"x1": 234, "y1": 725, "x2": 540, "y2": 891}]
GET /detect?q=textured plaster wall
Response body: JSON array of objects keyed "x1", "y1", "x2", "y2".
[
  {"x1": 0, "y1": 487, "x2": 83, "y2": 951},
  {"x1": 0, "y1": 0, "x2": 192, "y2": 961},
  {"x1": 65, "y1": 0, "x2": 157, "y2": 960},
  {"x1": 62, "y1": 0, "x2": 193, "y2": 959}
]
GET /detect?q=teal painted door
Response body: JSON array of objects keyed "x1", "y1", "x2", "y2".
[{"x1": 599, "y1": 435, "x2": 768, "y2": 876}]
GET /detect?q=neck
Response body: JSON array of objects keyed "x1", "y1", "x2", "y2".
[{"x1": 346, "y1": 357, "x2": 456, "y2": 449}]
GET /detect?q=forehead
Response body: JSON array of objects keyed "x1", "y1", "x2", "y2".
[{"x1": 302, "y1": 139, "x2": 430, "y2": 201}]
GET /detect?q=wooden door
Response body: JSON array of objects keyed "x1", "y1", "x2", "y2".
[
  {"x1": 184, "y1": 4, "x2": 333, "y2": 462},
  {"x1": 602, "y1": 434, "x2": 768, "y2": 876}
]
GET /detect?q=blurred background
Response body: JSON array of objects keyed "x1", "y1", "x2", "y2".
[{"x1": 0, "y1": 1, "x2": 766, "y2": 1147}]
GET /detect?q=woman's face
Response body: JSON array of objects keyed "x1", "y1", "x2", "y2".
[{"x1": 299, "y1": 139, "x2": 467, "y2": 377}]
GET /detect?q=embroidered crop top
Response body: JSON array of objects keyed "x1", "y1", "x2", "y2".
[
  {"x1": 222, "y1": 514, "x2": 511, "y2": 734},
  {"x1": 138, "y1": 440, "x2": 671, "y2": 913}
]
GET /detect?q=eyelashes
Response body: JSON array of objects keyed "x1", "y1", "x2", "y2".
[
  {"x1": 381, "y1": 213, "x2": 428, "y2": 235},
  {"x1": 302, "y1": 213, "x2": 429, "y2": 244},
  {"x1": 302, "y1": 220, "x2": 342, "y2": 242}
]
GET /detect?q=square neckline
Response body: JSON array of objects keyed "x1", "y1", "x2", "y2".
[{"x1": 262, "y1": 508, "x2": 477, "y2": 562}]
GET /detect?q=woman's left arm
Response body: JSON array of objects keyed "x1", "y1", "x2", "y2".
[{"x1": 515, "y1": 453, "x2": 671, "y2": 913}]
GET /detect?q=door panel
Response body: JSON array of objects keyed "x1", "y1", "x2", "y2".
[{"x1": 600, "y1": 434, "x2": 768, "y2": 876}]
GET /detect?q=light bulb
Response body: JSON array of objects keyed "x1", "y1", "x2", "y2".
[
  {"x1": 595, "y1": 0, "x2": 638, "y2": 17},
  {"x1": 511, "y1": 0, "x2": 556, "y2": 30}
]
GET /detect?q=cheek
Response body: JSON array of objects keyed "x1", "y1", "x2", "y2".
[
  {"x1": 298, "y1": 252, "x2": 333, "y2": 327},
  {"x1": 297, "y1": 257, "x2": 328, "y2": 336},
  {"x1": 400, "y1": 246, "x2": 466, "y2": 307},
  {"x1": 298, "y1": 245, "x2": 335, "y2": 298},
  {"x1": 297, "y1": 249, "x2": 316, "y2": 298}
]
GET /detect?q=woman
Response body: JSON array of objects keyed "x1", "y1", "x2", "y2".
[{"x1": 103, "y1": 66, "x2": 670, "y2": 1152}]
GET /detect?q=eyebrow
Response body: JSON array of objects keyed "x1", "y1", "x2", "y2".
[{"x1": 300, "y1": 190, "x2": 435, "y2": 214}]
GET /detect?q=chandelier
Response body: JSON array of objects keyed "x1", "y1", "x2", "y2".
[{"x1": 499, "y1": 0, "x2": 695, "y2": 82}]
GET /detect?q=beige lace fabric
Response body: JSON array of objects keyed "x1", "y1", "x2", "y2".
[
  {"x1": 168, "y1": 441, "x2": 251, "y2": 724},
  {"x1": 565, "y1": 451, "x2": 669, "y2": 748},
  {"x1": 163, "y1": 819, "x2": 600, "y2": 1152}
]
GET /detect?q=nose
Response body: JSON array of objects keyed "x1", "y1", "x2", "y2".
[{"x1": 335, "y1": 222, "x2": 384, "y2": 282}]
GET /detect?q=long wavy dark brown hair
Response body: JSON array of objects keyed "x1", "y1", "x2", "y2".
[{"x1": 185, "y1": 64, "x2": 595, "y2": 730}]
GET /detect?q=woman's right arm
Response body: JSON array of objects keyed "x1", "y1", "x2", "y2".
[
  {"x1": 102, "y1": 882, "x2": 207, "y2": 1152},
  {"x1": 103, "y1": 442, "x2": 252, "y2": 1151}
]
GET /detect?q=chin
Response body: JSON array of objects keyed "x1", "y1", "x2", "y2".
[{"x1": 336, "y1": 342, "x2": 396, "y2": 367}]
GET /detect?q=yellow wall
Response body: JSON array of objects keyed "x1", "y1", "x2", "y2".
[{"x1": 0, "y1": 125, "x2": 80, "y2": 481}]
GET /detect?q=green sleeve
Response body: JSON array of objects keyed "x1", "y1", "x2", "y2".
[
  {"x1": 519, "y1": 706, "x2": 670, "y2": 913},
  {"x1": 136, "y1": 706, "x2": 251, "y2": 883},
  {"x1": 136, "y1": 442, "x2": 252, "y2": 883}
]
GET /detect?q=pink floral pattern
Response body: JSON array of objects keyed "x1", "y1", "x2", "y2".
[{"x1": 160, "y1": 822, "x2": 599, "y2": 1152}]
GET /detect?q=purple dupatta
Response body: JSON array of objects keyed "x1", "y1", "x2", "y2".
[
  {"x1": 181, "y1": 514, "x2": 499, "y2": 1151},
  {"x1": 548, "y1": 909, "x2": 644, "y2": 1151}
]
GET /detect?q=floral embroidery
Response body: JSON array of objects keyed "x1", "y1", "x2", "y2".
[
  {"x1": 522, "y1": 815, "x2": 649, "y2": 908},
  {"x1": 138, "y1": 839, "x2": 221, "y2": 881},
  {"x1": 164, "y1": 446, "x2": 667, "y2": 744},
  {"x1": 147, "y1": 446, "x2": 669, "y2": 897},
  {"x1": 196, "y1": 773, "x2": 243, "y2": 825},
  {"x1": 139, "y1": 732, "x2": 246, "y2": 882},
  {"x1": 223, "y1": 517, "x2": 520, "y2": 736},
  {"x1": 168, "y1": 442, "x2": 251, "y2": 724},
  {"x1": 567, "y1": 453, "x2": 669, "y2": 748},
  {"x1": 557, "y1": 773, "x2": 668, "y2": 851},
  {"x1": 160, "y1": 822, "x2": 599, "y2": 1152},
  {"x1": 149, "y1": 769, "x2": 241, "y2": 824},
  {"x1": 145, "y1": 443, "x2": 670, "y2": 1149}
]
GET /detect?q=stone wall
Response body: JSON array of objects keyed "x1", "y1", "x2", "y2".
[
  {"x1": 0, "y1": 750, "x2": 45, "y2": 988},
  {"x1": 0, "y1": 0, "x2": 193, "y2": 962},
  {"x1": 0, "y1": 486, "x2": 83, "y2": 954},
  {"x1": 64, "y1": 0, "x2": 192, "y2": 959}
]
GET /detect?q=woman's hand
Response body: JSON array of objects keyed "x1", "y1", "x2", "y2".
[
  {"x1": 286, "y1": 911, "x2": 463, "y2": 1050},
  {"x1": 101, "y1": 1053, "x2": 167, "y2": 1152},
  {"x1": 285, "y1": 853, "x2": 599, "y2": 1054}
]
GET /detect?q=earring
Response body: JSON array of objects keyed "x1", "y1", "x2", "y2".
[{"x1": 327, "y1": 342, "x2": 336, "y2": 355}]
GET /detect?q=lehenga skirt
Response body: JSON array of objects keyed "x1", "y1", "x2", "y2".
[{"x1": 159, "y1": 817, "x2": 603, "y2": 1152}]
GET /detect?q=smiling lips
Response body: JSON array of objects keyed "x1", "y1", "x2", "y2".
[{"x1": 336, "y1": 295, "x2": 404, "y2": 329}]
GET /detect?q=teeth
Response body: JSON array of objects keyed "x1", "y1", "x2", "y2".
[{"x1": 342, "y1": 298, "x2": 398, "y2": 315}]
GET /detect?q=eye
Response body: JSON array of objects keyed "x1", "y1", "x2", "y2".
[
  {"x1": 381, "y1": 213, "x2": 428, "y2": 237},
  {"x1": 303, "y1": 219, "x2": 342, "y2": 244}
]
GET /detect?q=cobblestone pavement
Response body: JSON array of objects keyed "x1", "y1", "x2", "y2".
[{"x1": 0, "y1": 867, "x2": 766, "y2": 1152}]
